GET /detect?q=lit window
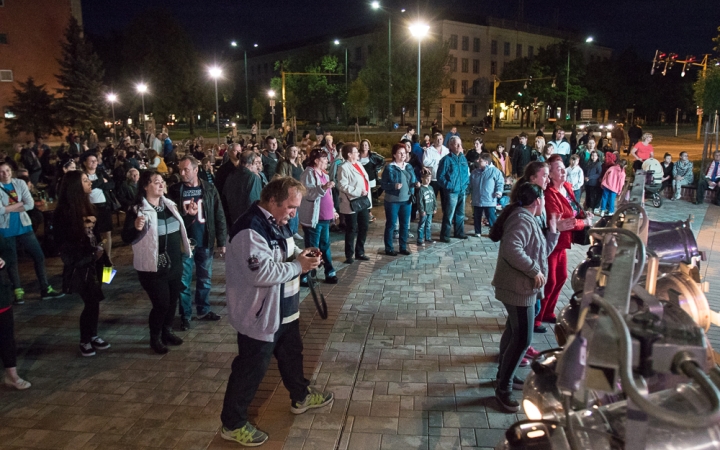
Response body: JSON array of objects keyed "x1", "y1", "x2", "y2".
[{"x1": 0, "y1": 70, "x2": 13, "y2": 82}]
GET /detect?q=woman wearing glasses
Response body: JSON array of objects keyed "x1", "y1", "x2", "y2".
[
  {"x1": 54, "y1": 171, "x2": 111, "y2": 357},
  {"x1": 122, "y1": 171, "x2": 192, "y2": 354}
]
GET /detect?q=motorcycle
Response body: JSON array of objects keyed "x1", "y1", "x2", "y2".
[{"x1": 470, "y1": 125, "x2": 487, "y2": 135}]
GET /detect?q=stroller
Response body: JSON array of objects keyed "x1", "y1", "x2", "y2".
[{"x1": 644, "y1": 170, "x2": 663, "y2": 208}]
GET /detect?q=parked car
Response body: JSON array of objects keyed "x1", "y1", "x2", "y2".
[{"x1": 577, "y1": 120, "x2": 600, "y2": 131}]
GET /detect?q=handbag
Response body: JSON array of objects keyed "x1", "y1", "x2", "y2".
[
  {"x1": 105, "y1": 189, "x2": 122, "y2": 212},
  {"x1": 569, "y1": 197, "x2": 590, "y2": 245},
  {"x1": 349, "y1": 195, "x2": 371, "y2": 212}
]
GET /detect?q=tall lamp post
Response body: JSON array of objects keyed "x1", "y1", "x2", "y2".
[
  {"x1": 209, "y1": 66, "x2": 222, "y2": 146},
  {"x1": 136, "y1": 83, "x2": 147, "y2": 125},
  {"x1": 565, "y1": 37, "x2": 593, "y2": 123},
  {"x1": 268, "y1": 90, "x2": 276, "y2": 130},
  {"x1": 333, "y1": 39, "x2": 349, "y2": 124},
  {"x1": 231, "y1": 41, "x2": 258, "y2": 127},
  {"x1": 409, "y1": 22, "x2": 429, "y2": 136},
  {"x1": 371, "y1": 1, "x2": 396, "y2": 129},
  {"x1": 106, "y1": 93, "x2": 118, "y2": 140}
]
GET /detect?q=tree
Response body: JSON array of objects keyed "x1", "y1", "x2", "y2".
[
  {"x1": 4, "y1": 78, "x2": 58, "y2": 139},
  {"x1": 55, "y1": 16, "x2": 106, "y2": 132},
  {"x1": 347, "y1": 79, "x2": 369, "y2": 124},
  {"x1": 252, "y1": 97, "x2": 266, "y2": 127},
  {"x1": 122, "y1": 10, "x2": 214, "y2": 134},
  {"x1": 694, "y1": 66, "x2": 720, "y2": 117}
]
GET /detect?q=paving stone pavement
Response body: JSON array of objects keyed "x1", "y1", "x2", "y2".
[{"x1": 0, "y1": 196, "x2": 716, "y2": 450}]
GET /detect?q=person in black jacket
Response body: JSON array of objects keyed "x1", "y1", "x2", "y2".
[
  {"x1": 223, "y1": 151, "x2": 262, "y2": 226},
  {"x1": 168, "y1": 156, "x2": 227, "y2": 331},
  {"x1": 54, "y1": 171, "x2": 111, "y2": 357},
  {"x1": 80, "y1": 151, "x2": 116, "y2": 262},
  {"x1": 511, "y1": 133, "x2": 532, "y2": 177}
]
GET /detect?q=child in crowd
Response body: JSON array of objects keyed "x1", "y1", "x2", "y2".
[
  {"x1": 600, "y1": 159, "x2": 628, "y2": 215},
  {"x1": 416, "y1": 169, "x2": 436, "y2": 246},
  {"x1": 566, "y1": 154, "x2": 584, "y2": 203},
  {"x1": 470, "y1": 153, "x2": 504, "y2": 237}
]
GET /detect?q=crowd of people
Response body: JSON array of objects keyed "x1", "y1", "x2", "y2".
[{"x1": 0, "y1": 121, "x2": 706, "y2": 444}]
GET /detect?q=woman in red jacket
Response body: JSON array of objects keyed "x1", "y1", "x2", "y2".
[{"x1": 539, "y1": 155, "x2": 594, "y2": 324}]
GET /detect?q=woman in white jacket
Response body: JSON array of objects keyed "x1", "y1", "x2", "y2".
[
  {"x1": 336, "y1": 144, "x2": 372, "y2": 264},
  {"x1": 121, "y1": 171, "x2": 191, "y2": 354}
]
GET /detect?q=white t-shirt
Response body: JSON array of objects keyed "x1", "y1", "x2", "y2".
[
  {"x1": 87, "y1": 173, "x2": 107, "y2": 204},
  {"x1": 423, "y1": 145, "x2": 449, "y2": 181}
]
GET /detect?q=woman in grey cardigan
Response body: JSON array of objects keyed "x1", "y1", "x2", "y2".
[{"x1": 490, "y1": 183, "x2": 559, "y2": 413}]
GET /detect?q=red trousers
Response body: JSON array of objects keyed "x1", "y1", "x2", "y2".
[{"x1": 537, "y1": 249, "x2": 567, "y2": 327}]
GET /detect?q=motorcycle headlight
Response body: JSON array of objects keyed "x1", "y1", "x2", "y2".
[{"x1": 523, "y1": 399, "x2": 543, "y2": 420}]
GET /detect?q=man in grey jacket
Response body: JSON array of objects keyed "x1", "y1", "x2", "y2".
[{"x1": 220, "y1": 177, "x2": 333, "y2": 446}]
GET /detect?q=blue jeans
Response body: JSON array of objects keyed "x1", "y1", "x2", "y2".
[
  {"x1": 288, "y1": 215, "x2": 299, "y2": 234},
  {"x1": 472, "y1": 206, "x2": 496, "y2": 234},
  {"x1": 179, "y1": 247, "x2": 214, "y2": 320},
  {"x1": 573, "y1": 189, "x2": 582, "y2": 204},
  {"x1": 302, "y1": 221, "x2": 335, "y2": 276},
  {"x1": 384, "y1": 200, "x2": 411, "y2": 252},
  {"x1": 417, "y1": 213, "x2": 433, "y2": 243},
  {"x1": 601, "y1": 187, "x2": 617, "y2": 213},
  {"x1": 440, "y1": 190, "x2": 466, "y2": 239},
  {"x1": 3, "y1": 230, "x2": 49, "y2": 291}
]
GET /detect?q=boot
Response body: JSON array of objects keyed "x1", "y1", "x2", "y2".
[
  {"x1": 150, "y1": 334, "x2": 168, "y2": 354},
  {"x1": 162, "y1": 327, "x2": 184, "y2": 346}
]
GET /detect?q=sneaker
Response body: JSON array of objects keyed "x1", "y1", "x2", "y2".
[
  {"x1": 512, "y1": 376, "x2": 525, "y2": 390},
  {"x1": 475, "y1": 233, "x2": 482, "y2": 238},
  {"x1": 14, "y1": 288, "x2": 24, "y2": 305},
  {"x1": 399, "y1": 249, "x2": 411, "y2": 256},
  {"x1": 290, "y1": 387, "x2": 334, "y2": 414},
  {"x1": 90, "y1": 337, "x2": 110, "y2": 350},
  {"x1": 495, "y1": 389, "x2": 520, "y2": 412},
  {"x1": 325, "y1": 275, "x2": 338, "y2": 284},
  {"x1": 534, "y1": 325, "x2": 547, "y2": 334},
  {"x1": 518, "y1": 358, "x2": 530, "y2": 367},
  {"x1": 425, "y1": 239, "x2": 435, "y2": 244},
  {"x1": 525, "y1": 346, "x2": 542, "y2": 360},
  {"x1": 181, "y1": 318, "x2": 191, "y2": 331},
  {"x1": 197, "y1": 311, "x2": 222, "y2": 321},
  {"x1": 408, "y1": 232, "x2": 415, "y2": 239},
  {"x1": 79, "y1": 342, "x2": 96, "y2": 357},
  {"x1": 41, "y1": 286, "x2": 65, "y2": 300},
  {"x1": 221, "y1": 424, "x2": 269, "y2": 447},
  {"x1": 417, "y1": 242, "x2": 425, "y2": 247}
]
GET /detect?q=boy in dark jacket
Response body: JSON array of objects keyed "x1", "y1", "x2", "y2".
[{"x1": 416, "y1": 169, "x2": 436, "y2": 246}]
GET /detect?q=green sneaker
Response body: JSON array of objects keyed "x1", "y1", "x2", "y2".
[
  {"x1": 14, "y1": 288, "x2": 24, "y2": 305},
  {"x1": 290, "y1": 387, "x2": 334, "y2": 414},
  {"x1": 220, "y1": 423, "x2": 268, "y2": 447},
  {"x1": 41, "y1": 286, "x2": 65, "y2": 300}
]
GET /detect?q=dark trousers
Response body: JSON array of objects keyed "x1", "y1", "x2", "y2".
[
  {"x1": 472, "y1": 206, "x2": 497, "y2": 235},
  {"x1": 343, "y1": 208, "x2": 369, "y2": 259},
  {"x1": 221, "y1": 320, "x2": 309, "y2": 430},
  {"x1": 497, "y1": 303, "x2": 533, "y2": 392},
  {"x1": 0, "y1": 308, "x2": 17, "y2": 368},
  {"x1": 696, "y1": 178, "x2": 720, "y2": 205},
  {"x1": 78, "y1": 288, "x2": 100, "y2": 343},
  {"x1": 440, "y1": 190, "x2": 467, "y2": 239},
  {"x1": 584, "y1": 185, "x2": 602, "y2": 209},
  {"x1": 138, "y1": 271, "x2": 182, "y2": 336},
  {"x1": 4, "y1": 231, "x2": 49, "y2": 292}
]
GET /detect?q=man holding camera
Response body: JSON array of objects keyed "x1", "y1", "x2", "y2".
[{"x1": 220, "y1": 177, "x2": 333, "y2": 447}]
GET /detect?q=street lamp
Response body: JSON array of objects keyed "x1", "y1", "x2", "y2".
[
  {"x1": 409, "y1": 22, "x2": 429, "y2": 136},
  {"x1": 565, "y1": 37, "x2": 593, "y2": 123},
  {"x1": 334, "y1": 39, "x2": 349, "y2": 124},
  {"x1": 268, "y1": 89, "x2": 276, "y2": 129},
  {"x1": 136, "y1": 83, "x2": 147, "y2": 124},
  {"x1": 209, "y1": 66, "x2": 222, "y2": 146},
  {"x1": 371, "y1": 2, "x2": 393, "y2": 129},
  {"x1": 106, "y1": 93, "x2": 118, "y2": 139},
  {"x1": 230, "y1": 41, "x2": 258, "y2": 127}
]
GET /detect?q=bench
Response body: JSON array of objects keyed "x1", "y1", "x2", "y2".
[{"x1": 679, "y1": 184, "x2": 717, "y2": 203}]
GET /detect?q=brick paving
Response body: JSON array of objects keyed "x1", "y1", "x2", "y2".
[{"x1": 0, "y1": 196, "x2": 716, "y2": 450}]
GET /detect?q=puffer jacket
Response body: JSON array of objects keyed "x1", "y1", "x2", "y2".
[{"x1": 470, "y1": 165, "x2": 504, "y2": 207}]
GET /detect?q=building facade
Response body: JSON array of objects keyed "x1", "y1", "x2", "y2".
[{"x1": 0, "y1": 0, "x2": 82, "y2": 142}]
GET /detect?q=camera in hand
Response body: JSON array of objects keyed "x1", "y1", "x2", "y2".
[{"x1": 307, "y1": 250, "x2": 321, "y2": 258}]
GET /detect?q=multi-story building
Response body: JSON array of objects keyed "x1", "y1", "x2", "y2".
[
  {"x1": 0, "y1": 0, "x2": 83, "y2": 142},
  {"x1": 246, "y1": 16, "x2": 612, "y2": 127}
]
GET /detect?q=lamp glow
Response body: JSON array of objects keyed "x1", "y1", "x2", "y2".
[
  {"x1": 409, "y1": 22, "x2": 430, "y2": 39},
  {"x1": 253, "y1": 43, "x2": 258, "y2": 48},
  {"x1": 106, "y1": 93, "x2": 117, "y2": 103},
  {"x1": 334, "y1": 39, "x2": 340, "y2": 45},
  {"x1": 268, "y1": 90, "x2": 275, "y2": 98},
  {"x1": 230, "y1": 41, "x2": 237, "y2": 47},
  {"x1": 371, "y1": 1, "x2": 380, "y2": 9},
  {"x1": 209, "y1": 66, "x2": 222, "y2": 79},
  {"x1": 136, "y1": 83, "x2": 147, "y2": 94},
  {"x1": 585, "y1": 37, "x2": 594, "y2": 43}
]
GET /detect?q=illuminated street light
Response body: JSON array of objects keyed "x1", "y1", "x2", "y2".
[
  {"x1": 586, "y1": 37, "x2": 594, "y2": 43},
  {"x1": 106, "y1": 93, "x2": 118, "y2": 138},
  {"x1": 136, "y1": 83, "x2": 148, "y2": 124},
  {"x1": 409, "y1": 22, "x2": 429, "y2": 135},
  {"x1": 230, "y1": 41, "x2": 237, "y2": 47},
  {"x1": 268, "y1": 90, "x2": 276, "y2": 129},
  {"x1": 230, "y1": 42, "x2": 259, "y2": 126},
  {"x1": 371, "y1": 1, "x2": 380, "y2": 9},
  {"x1": 209, "y1": 66, "x2": 223, "y2": 145}
]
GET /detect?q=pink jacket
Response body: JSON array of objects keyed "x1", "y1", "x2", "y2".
[{"x1": 601, "y1": 165, "x2": 626, "y2": 194}]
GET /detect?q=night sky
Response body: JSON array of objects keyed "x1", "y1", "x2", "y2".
[{"x1": 83, "y1": 0, "x2": 718, "y2": 60}]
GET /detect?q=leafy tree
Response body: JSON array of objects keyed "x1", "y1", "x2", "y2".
[
  {"x1": 55, "y1": 16, "x2": 106, "y2": 132},
  {"x1": 694, "y1": 66, "x2": 720, "y2": 117},
  {"x1": 252, "y1": 97, "x2": 266, "y2": 126},
  {"x1": 122, "y1": 10, "x2": 215, "y2": 134},
  {"x1": 347, "y1": 79, "x2": 369, "y2": 124},
  {"x1": 4, "y1": 78, "x2": 58, "y2": 139}
]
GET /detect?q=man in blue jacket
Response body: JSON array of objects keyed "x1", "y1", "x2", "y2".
[
  {"x1": 220, "y1": 177, "x2": 333, "y2": 446},
  {"x1": 437, "y1": 136, "x2": 470, "y2": 242}
]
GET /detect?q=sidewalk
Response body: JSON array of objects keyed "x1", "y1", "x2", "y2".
[{"x1": 0, "y1": 197, "x2": 716, "y2": 450}]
